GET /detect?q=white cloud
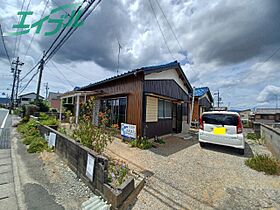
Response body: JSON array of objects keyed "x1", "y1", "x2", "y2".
[{"x1": 257, "y1": 85, "x2": 280, "y2": 102}]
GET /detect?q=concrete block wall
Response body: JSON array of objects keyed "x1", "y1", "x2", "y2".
[{"x1": 261, "y1": 124, "x2": 280, "y2": 160}]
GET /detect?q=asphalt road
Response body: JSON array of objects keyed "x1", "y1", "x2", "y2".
[{"x1": 0, "y1": 108, "x2": 9, "y2": 127}]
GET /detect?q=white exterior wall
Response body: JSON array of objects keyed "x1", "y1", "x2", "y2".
[
  {"x1": 19, "y1": 93, "x2": 43, "y2": 105},
  {"x1": 144, "y1": 69, "x2": 189, "y2": 94}
]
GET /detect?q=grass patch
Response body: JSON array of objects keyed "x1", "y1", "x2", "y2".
[
  {"x1": 246, "y1": 132, "x2": 265, "y2": 145},
  {"x1": 17, "y1": 119, "x2": 51, "y2": 153},
  {"x1": 130, "y1": 137, "x2": 152, "y2": 150},
  {"x1": 245, "y1": 154, "x2": 280, "y2": 175},
  {"x1": 246, "y1": 132, "x2": 260, "y2": 140}
]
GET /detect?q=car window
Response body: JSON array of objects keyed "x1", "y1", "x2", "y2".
[{"x1": 202, "y1": 114, "x2": 238, "y2": 126}]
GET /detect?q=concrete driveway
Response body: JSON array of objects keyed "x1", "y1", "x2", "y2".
[{"x1": 105, "y1": 134, "x2": 280, "y2": 210}]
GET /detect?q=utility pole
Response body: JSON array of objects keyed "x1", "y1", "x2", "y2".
[
  {"x1": 10, "y1": 57, "x2": 24, "y2": 113},
  {"x1": 15, "y1": 69, "x2": 22, "y2": 107},
  {"x1": 44, "y1": 82, "x2": 49, "y2": 99},
  {"x1": 217, "y1": 90, "x2": 220, "y2": 108},
  {"x1": 36, "y1": 52, "x2": 45, "y2": 103},
  {"x1": 189, "y1": 86, "x2": 195, "y2": 127}
]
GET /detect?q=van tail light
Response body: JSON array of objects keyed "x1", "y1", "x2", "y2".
[
  {"x1": 237, "y1": 116, "x2": 242, "y2": 134},
  {"x1": 199, "y1": 116, "x2": 204, "y2": 130}
]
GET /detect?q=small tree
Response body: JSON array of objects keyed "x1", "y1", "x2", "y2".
[{"x1": 73, "y1": 98, "x2": 117, "y2": 154}]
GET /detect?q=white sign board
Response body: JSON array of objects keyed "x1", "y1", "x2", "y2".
[
  {"x1": 121, "y1": 123, "x2": 137, "y2": 139},
  {"x1": 86, "y1": 153, "x2": 95, "y2": 181},
  {"x1": 48, "y1": 132, "x2": 56, "y2": 148}
]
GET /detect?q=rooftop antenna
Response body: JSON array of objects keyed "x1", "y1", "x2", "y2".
[{"x1": 117, "y1": 39, "x2": 122, "y2": 75}]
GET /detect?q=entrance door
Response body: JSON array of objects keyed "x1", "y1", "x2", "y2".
[
  {"x1": 176, "y1": 104, "x2": 182, "y2": 133},
  {"x1": 172, "y1": 103, "x2": 182, "y2": 133}
]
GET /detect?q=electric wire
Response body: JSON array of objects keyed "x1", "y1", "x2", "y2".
[
  {"x1": 0, "y1": 24, "x2": 12, "y2": 66},
  {"x1": 49, "y1": 60, "x2": 75, "y2": 87},
  {"x1": 147, "y1": 0, "x2": 175, "y2": 61},
  {"x1": 19, "y1": 70, "x2": 39, "y2": 94},
  {"x1": 24, "y1": 0, "x2": 50, "y2": 58},
  {"x1": 45, "y1": 0, "x2": 102, "y2": 63},
  {"x1": 43, "y1": 0, "x2": 87, "y2": 58},
  {"x1": 13, "y1": 0, "x2": 27, "y2": 58}
]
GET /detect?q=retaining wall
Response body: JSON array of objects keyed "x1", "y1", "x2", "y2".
[
  {"x1": 260, "y1": 124, "x2": 280, "y2": 160},
  {"x1": 38, "y1": 125, "x2": 144, "y2": 209}
]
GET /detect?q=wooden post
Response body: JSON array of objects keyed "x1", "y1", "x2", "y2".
[{"x1": 75, "y1": 94, "x2": 80, "y2": 124}]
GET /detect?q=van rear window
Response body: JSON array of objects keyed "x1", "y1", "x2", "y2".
[{"x1": 202, "y1": 114, "x2": 238, "y2": 126}]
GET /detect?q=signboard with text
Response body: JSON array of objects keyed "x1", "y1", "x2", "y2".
[
  {"x1": 121, "y1": 123, "x2": 136, "y2": 139},
  {"x1": 86, "y1": 153, "x2": 95, "y2": 181}
]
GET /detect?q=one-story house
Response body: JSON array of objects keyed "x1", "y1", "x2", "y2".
[
  {"x1": 254, "y1": 108, "x2": 280, "y2": 124},
  {"x1": 18, "y1": 92, "x2": 44, "y2": 106},
  {"x1": 60, "y1": 61, "x2": 193, "y2": 138},
  {"x1": 191, "y1": 87, "x2": 213, "y2": 123}
]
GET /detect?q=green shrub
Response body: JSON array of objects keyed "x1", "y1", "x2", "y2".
[
  {"x1": 27, "y1": 137, "x2": 48, "y2": 153},
  {"x1": 247, "y1": 133, "x2": 260, "y2": 140},
  {"x1": 38, "y1": 113, "x2": 59, "y2": 126},
  {"x1": 245, "y1": 154, "x2": 280, "y2": 175},
  {"x1": 17, "y1": 118, "x2": 50, "y2": 153},
  {"x1": 130, "y1": 137, "x2": 152, "y2": 150}
]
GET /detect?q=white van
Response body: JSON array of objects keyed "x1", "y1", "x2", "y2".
[{"x1": 198, "y1": 111, "x2": 245, "y2": 155}]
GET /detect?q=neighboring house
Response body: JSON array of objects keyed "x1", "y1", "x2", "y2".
[
  {"x1": 0, "y1": 98, "x2": 10, "y2": 107},
  {"x1": 60, "y1": 61, "x2": 193, "y2": 138},
  {"x1": 18, "y1": 92, "x2": 44, "y2": 106},
  {"x1": 238, "y1": 109, "x2": 252, "y2": 124},
  {"x1": 192, "y1": 87, "x2": 213, "y2": 122},
  {"x1": 254, "y1": 108, "x2": 280, "y2": 124},
  {"x1": 48, "y1": 92, "x2": 61, "y2": 111}
]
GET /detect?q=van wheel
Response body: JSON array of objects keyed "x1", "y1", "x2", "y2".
[
  {"x1": 199, "y1": 142, "x2": 205, "y2": 147},
  {"x1": 238, "y1": 149, "x2": 244, "y2": 155}
]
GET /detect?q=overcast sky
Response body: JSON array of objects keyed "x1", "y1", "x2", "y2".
[{"x1": 0, "y1": 0, "x2": 280, "y2": 109}]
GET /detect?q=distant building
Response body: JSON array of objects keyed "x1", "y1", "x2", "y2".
[
  {"x1": 0, "y1": 98, "x2": 10, "y2": 107},
  {"x1": 48, "y1": 92, "x2": 61, "y2": 111},
  {"x1": 238, "y1": 109, "x2": 252, "y2": 124},
  {"x1": 192, "y1": 87, "x2": 213, "y2": 122},
  {"x1": 254, "y1": 108, "x2": 280, "y2": 124},
  {"x1": 18, "y1": 92, "x2": 44, "y2": 106}
]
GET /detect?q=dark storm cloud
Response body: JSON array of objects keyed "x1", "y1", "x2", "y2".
[
  {"x1": 190, "y1": 0, "x2": 280, "y2": 65},
  {"x1": 38, "y1": 0, "x2": 135, "y2": 70}
]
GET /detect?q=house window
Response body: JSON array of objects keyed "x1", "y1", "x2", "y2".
[
  {"x1": 100, "y1": 97, "x2": 127, "y2": 127},
  {"x1": 158, "y1": 99, "x2": 172, "y2": 119}
]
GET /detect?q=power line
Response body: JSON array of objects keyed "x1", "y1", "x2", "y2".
[
  {"x1": 44, "y1": 0, "x2": 87, "y2": 58},
  {"x1": 15, "y1": 0, "x2": 33, "y2": 58},
  {"x1": 13, "y1": 0, "x2": 27, "y2": 58},
  {"x1": 20, "y1": 61, "x2": 40, "y2": 82},
  {"x1": 153, "y1": 0, "x2": 197, "y2": 77},
  {"x1": 51, "y1": 62, "x2": 92, "y2": 81},
  {"x1": 148, "y1": 0, "x2": 175, "y2": 61},
  {"x1": 0, "y1": 24, "x2": 12, "y2": 66},
  {"x1": 24, "y1": 0, "x2": 50, "y2": 59},
  {"x1": 19, "y1": 70, "x2": 39, "y2": 95},
  {"x1": 49, "y1": 60, "x2": 74, "y2": 87},
  {"x1": 244, "y1": 46, "x2": 280, "y2": 80},
  {"x1": 45, "y1": 0, "x2": 102, "y2": 63}
]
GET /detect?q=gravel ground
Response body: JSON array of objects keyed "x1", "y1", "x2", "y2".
[
  {"x1": 39, "y1": 152, "x2": 94, "y2": 209},
  {"x1": 13, "y1": 116, "x2": 94, "y2": 210},
  {"x1": 105, "y1": 134, "x2": 280, "y2": 210}
]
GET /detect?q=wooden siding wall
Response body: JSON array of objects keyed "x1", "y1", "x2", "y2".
[
  {"x1": 144, "y1": 80, "x2": 189, "y2": 101},
  {"x1": 199, "y1": 97, "x2": 212, "y2": 110},
  {"x1": 82, "y1": 73, "x2": 144, "y2": 136},
  {"x1": 145, "y1": 119, "x2": 173, "y2": 138}
]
